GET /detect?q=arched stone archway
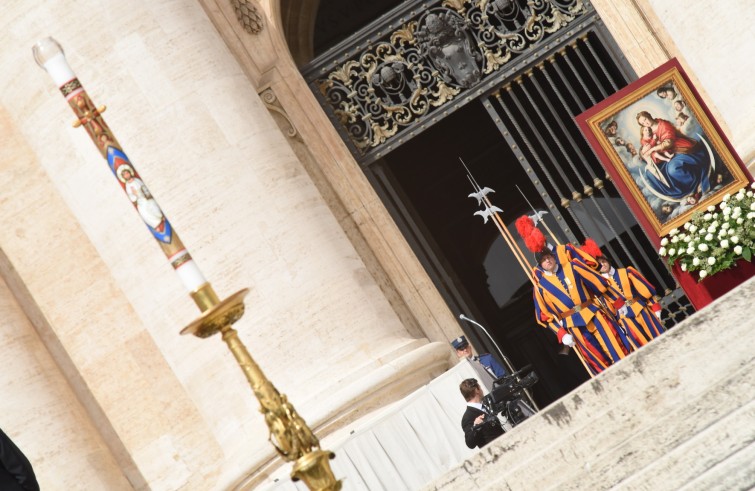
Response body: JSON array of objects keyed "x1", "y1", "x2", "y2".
[
  {"x1": 194, "y1": 0, "x2": 707, "y2": 486},
  {"x1": 278, "y1": 0, "x2": 318, "y2": 66}
]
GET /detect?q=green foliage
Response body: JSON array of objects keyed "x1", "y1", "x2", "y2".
[{"x1": 658, "y1": 184, "x2": 755, "y2": 281}]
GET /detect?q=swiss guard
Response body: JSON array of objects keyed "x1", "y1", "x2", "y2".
[
  {"x1": 594, "y1": 252, "x2": 666, "y2": 346},
  {"x1": 516, "y1": 216, "x2": 630, "y2": 375}
]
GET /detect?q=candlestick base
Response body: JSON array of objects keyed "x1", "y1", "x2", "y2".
[
  {"x1": 180, "y1": 288, "x2": 249, "y2": 338},
  {"x1": 180, "y1": 285, "x2": 342, "y2": 490},
  {"x1": 291, "y1": 450, "x2": 342, "y2": 491}
]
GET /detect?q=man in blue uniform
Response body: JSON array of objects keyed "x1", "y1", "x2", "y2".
[{"x1": 451, "y1": 335, "x2": 508, "y2": 379}]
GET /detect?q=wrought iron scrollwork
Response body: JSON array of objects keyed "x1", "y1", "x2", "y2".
[{"x1": 306, "y1": 0, "x2": 587, "y2": 157}]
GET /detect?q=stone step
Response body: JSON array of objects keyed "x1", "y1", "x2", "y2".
[
  {"x1": 677, "y1": 440, "x2": 755, "y2": 491},
  {"x1": 544, "y1": 359, "x2": 755, "y2": 491},
  {"x1": 611, "y1": 398, "x2": 755, "y2": 491},
  {"x1": 424, "y1": 279, "x2": 755, "y2": 491},
  {"x1": 440, "y1": 364, "x2": 748, "y2": 491},
  {"x1": 469, "y1": 353, "x2": 755, "y2": 491}
]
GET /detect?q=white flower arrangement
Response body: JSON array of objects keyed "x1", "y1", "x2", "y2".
[{"x1": 659, "y1": 183, "x2": 755, "y2": 281}]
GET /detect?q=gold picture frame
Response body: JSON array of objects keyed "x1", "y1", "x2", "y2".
[{"x1": 577, "y1": 59, "x2": 750, "y2": 237}]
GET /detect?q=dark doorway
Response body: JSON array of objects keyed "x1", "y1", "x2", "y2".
[{"x1": 371, "y1": 100, "x2": 589, "y2": 406}]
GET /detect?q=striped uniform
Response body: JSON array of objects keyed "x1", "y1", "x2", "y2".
[
  {"x1": 601, "y1": 266, "x2": 665, "y2": 347},
  {"x1": 551, "y1": 243, "x2": 599, "y2": 270},
  {"x1": 533, "y1": 259, "x2": 629, "y2": 375}
]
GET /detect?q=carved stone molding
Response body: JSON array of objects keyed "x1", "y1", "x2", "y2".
[
  {"x1": 259, "y1": 87, "x2": 298, "y2": 138},
  {"x1": 231, "y1": 0, "x2": 264, "y2": 35}
]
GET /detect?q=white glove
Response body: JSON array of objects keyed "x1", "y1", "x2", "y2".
[
  {"x1": 654, "y1": 310, "x2": 662, "y2": 319},
  {"x1": 618, "y1": 305, "x2": 629, "y2": 317},
  {"x1": 562, "y1": 333, "x2": 575, "y2": 347}
]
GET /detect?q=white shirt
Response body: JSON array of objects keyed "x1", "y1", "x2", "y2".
[{"x1": 467, "y1": 402, "x2": 484, "y2": 412}]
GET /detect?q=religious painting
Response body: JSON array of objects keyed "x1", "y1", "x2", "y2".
[{"x1": 576, "y1": 59, "x2": 750, "y2": 238}]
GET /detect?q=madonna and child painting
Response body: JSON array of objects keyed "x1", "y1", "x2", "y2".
[{"x1": 577, "y1": 59, "x2": 749, "y2": 236}]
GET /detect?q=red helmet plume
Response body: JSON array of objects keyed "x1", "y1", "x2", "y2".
[
  {"x1": 524, "y1": 227, "x2": 546, "y2": 254},
  {"x1": 580, "y1": 238, "x2": 602, "y2": 259},
  {"x1": 515, "y1": 215, "x2": 535, "y2": 240}
]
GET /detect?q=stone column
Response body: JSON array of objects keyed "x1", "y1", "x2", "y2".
[{"x1": 0, "y1": 249, "x2": 132, "y2": 490}]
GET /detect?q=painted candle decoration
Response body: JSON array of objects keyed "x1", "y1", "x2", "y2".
[{"x1": 33, "y1": 37, "x2": 207, "y2": 294}]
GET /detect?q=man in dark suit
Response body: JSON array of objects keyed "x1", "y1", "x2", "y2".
[
  {"x1": 0, "y1": 428, "x2": 39, "y2": 491},
  {"x1": 460, "y1": 378, "x2": 504, "y2": 449}
]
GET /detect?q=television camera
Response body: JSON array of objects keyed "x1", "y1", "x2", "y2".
[{"x1": 481, "y1": 364, "x2": 539, "y2": 432}]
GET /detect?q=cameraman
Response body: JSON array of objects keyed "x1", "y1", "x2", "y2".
[{"x1": 459, "y1": 378, "x2": 503, "y2": 449}]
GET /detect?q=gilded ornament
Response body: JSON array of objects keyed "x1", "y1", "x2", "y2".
[
  {"x1": 317, "y1": 79, "x2": 333, "y2": 96},
  {"x1": 371, "y1": 121, "x2": 399, "y2": 146},
  {"x1": 570, "y1": 0, "x2": 585, "y2": 14},
  {"x1": 482, "y1": 47, "x2": 512, "y2": 74},
  {"x1": 408, "y1": 86, "x2": 429, "y2": 114},
  {"x1": 334, "y1": 105, "x2": 358, "y2": 125},
  {"x1": 545, "y1": 8, "x2": 575, "y2": 33},
  {"x1": 442, "y1": 0, "x2": 468, "y2": 13},
  {"x1": 390, "y1": 21, "x2": 418, "y2": 45},
  {"x1": 430, "y1": 79, "x2": 460, "y2": 107},
  {"x1": 329, "y1": 60, "x2": 361, "y2": 85}
]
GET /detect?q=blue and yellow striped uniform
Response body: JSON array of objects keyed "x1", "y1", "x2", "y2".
[
  {"x1": 533, "y1": 259, "x2": 629, "y2": 375},
  {"x1": 602, "y1": 266, "x2": 665, "y2": 346}
]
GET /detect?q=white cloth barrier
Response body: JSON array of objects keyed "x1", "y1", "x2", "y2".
[{"x1": 258, "y1": 360, "x2": 482, "y2": 490}]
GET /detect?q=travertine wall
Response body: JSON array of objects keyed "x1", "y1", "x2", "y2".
[
  {"x1": 0, "y1": 267, "x2": 131, "y2": 489},
  {"x1": 647, "y1": 0, "x2": 755, "y2": 164},
  {"x1": 427, "y1": 276, "x2": 755, "y2": 490},
  {"x1": 591, "y1": 0, "x2": 755, "y2": 166}
]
